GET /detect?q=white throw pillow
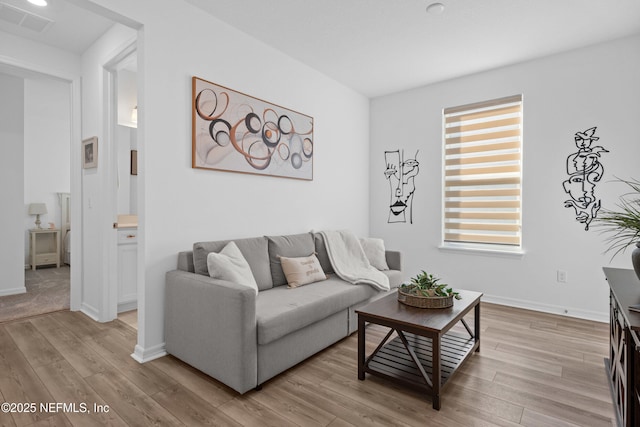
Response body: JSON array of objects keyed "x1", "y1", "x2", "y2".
[
  {"x1": 207, "y1": 241, "x2": 259, "y2": 295},
  {"x1": 279, "y1": 254, "x2": 327, "y2": 288},
  {"x1": 359, "y1": 237, "x2": 389, "y2": 271}
]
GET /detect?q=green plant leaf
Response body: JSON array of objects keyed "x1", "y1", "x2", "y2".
[{"x1": 593, "y1": 177, "x2": 640, "y2": 259}]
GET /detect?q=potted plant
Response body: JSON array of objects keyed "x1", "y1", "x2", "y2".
[
  {"x1": 398, "y1": 270, "x2": 460, "y2": 309},
  {"x1": 595, "y1": 177, "x2": 640, "y2": 280}
]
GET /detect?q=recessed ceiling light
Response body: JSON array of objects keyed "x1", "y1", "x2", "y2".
[
  {"x1": 27, "y1": 0, "x2": 48, "y2": 6},
  {"x1": 426, "y1": 2, "x2": 445, "y2": 15}
]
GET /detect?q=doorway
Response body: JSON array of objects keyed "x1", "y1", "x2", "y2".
[
  {"x1": 104, "y1": 44, "x2": 140, "y2": 327},
  {"x1": 0, "y1": 65, "x2": 76, "y2": 324}
]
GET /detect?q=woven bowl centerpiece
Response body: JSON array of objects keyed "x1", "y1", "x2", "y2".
[
  {"x1": 397, "y1": 270, "x2": 460, "y2": 309},
  {"x1": 398, "y1": 286, "x2": 453, "y2": 309}
]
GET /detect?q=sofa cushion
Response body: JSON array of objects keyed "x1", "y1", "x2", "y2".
[
  {"x1": 207, "y1": 242, "x2": 259, "y2": 295},
  {"x1": 266, "y1": 233, "x2": 315, "y2": 287},
  {"x1": 382, "y1": 269, "x2": 403, "y2": 289},
  {"x1": 255, "y1": 277, "x2": 378, "y2": 345},
  {"x1": 193, "y1": 237, "x2": 273, "y2": 290},
  {"x1": 313, "y1": 232, "x2": 334, "y2": 275},
  {"x1": 279, "y1": 254, "x2": 326, "y2": 288},
  {"x1": 360, "y1": 237, "x2": 389, "y2": 271}
]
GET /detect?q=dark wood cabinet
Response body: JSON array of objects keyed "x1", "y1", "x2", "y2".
[{"x1": 604, "y1": 267, "x2": 640, "y2": 427}]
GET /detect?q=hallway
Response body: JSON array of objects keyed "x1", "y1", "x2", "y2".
[{"x1": 0, "y1": 266, "x2": 69, "y2": 323}]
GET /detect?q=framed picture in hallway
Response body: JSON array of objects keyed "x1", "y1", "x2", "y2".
[
  {"x1": 192, "y1": 76, "x2": 314, "y2": 180},
  {"x1": 82, "y1": 137, "x2": 98, "y2": 169}
]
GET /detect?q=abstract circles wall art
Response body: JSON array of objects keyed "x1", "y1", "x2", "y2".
[{"x1": 192, "y1": 76, "x2": 314, "y2": 180}]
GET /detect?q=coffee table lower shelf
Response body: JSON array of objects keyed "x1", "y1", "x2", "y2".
[{"x1": 364, "y1": 332, "x2": 476, "y2": 396}]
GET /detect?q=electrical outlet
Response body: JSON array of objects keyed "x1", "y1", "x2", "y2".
[{"x1": 557, "y1": 270, "x2": 567, "y2": 283}]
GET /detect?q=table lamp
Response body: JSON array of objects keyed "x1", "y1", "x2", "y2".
[{"x1": 28, "y1": 203, "x2": 47, "y2": 229}]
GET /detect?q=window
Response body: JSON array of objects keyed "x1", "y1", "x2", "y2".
[{"x1": 443, "y1": 95, "x2": 523, "y2": 250}]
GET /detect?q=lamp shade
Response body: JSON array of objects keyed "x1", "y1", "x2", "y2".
[{"x1": 28, "y1": 203, "x2": 47, "y2": 215}]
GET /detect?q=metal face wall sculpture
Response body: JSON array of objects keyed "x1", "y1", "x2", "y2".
[
  {"x1": 384, "y1": 149, "x2": 419, "y2": 224},
  {"x1": 563, "y1": 127, "x2": 608, "y2": 231}
]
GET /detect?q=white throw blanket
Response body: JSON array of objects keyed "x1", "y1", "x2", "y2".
[{"x1": 320, "y1": 230, "x2": 390, "y2": 291}]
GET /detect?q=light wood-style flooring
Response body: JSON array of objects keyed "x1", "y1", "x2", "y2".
[{"x1": 0, "y1": 303, "x2": 614, "y2": 426}]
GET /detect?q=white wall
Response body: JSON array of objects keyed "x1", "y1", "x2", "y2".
[
  {"x1": 23, "y1": 77, "x2": 71, "y2": 265},
  {"x1": 80, "y1": 0, "x2": 370, "y2": 359},
  {"x1": 117, "y1": 69, "x2": 137, "y2": 128},
  {"x1": 130, "y1": 128, "x2": 137, "y2": 215},
  {"x1": 80, "y1": 23, "x2": 137, "y2": 321},
  {"x1": 116, "y1": 125, "x2": 132, "y2": 215},
  {"x1": 0, "y1": 73, "x2": 26, "y2": 296},
  {"x1": 0, "y1": 30, "x2": 80, "y2": 79},
  {"x1": 370, "y1": 35, "x2": 640, "y2": 321}
]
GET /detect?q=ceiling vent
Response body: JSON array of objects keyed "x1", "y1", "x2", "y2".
[{"x1": 0, "y1": 2, "x2": 52, "y2": 33}]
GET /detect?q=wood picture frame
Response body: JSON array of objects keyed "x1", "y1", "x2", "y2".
[
  {"x1": 82, "y1": 137, "x2": 98, "y2": 169},
  {"x1": 192, "y1": 76, "x2": 314, "y2": 180}
]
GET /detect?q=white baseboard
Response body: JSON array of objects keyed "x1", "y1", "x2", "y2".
[
  {"x1": 0, "y1": 286, "x2": 26, "y2": 297},
  {"x1": 131, "y1": 343, "x2": 167, "y2": 363},
  {"x1": 117, "y1": 301, "x2": 137, "y2": 313},
  {"x1": 80, "y1": 303, "x2": 100, "y2": 322},
  {"x1": 482, "y1": 294, "x2": 609, "y2": 323}
]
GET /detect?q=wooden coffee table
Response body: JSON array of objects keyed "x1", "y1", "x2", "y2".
[{"x1": 356, "y1": 289, "x2": 482, "y2": 410}]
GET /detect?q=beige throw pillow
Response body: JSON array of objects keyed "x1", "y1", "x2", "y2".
[
  {"x1": 359, "y1": 237, "x2": 389, "y2": 271},
  {"x1": 279, "y1": 254, "x2": 327, "y2": 288},
  {"x1": 207, "y1": 241, "x2": 259, "y2": 295}
]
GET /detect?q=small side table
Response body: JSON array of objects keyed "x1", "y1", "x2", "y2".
[{"x1": 30, "y1": 229, "x2": 60, "y2": 270}]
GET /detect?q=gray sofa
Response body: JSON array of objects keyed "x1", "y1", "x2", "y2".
[{"x1": 165, "y1": 232, "x2": 402, "y2": 394}]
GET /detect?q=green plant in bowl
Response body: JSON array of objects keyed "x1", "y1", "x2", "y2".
[{"x1": 400, "y1": 270, "x2": 461, "y2": 299}]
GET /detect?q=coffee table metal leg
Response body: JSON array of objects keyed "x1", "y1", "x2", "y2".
[
  {"x1": 432, "y1": 334, "x2": 441, "y2": 410},
  {"x1": 358, "y1": 316, "x2": 365, "y2": 380}
]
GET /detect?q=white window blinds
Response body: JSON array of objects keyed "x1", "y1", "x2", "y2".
[{"x1": 443, "y1": 95, "x2": 522, "y2": 247}]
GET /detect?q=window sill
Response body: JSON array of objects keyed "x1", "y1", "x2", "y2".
[{"x1": 438, "y1": 243, "x2": 525, "y2": 259}]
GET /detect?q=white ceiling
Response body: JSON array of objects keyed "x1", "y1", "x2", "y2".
[
  {"x1": 1, "y1": 1, "x2": 639, "y2": 97},
  {"x1": 186, "y1": 0, "x2": 640, "y2": 98},
  {"x1": 0, "y1": 0, "x2": 113, "y2": 55}
]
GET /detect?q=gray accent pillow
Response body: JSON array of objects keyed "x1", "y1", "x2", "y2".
[
  {"x1": 193, "y1": 236, "x2": 273, "y2": 290},
  {"x1": 266, "y1": 233, "x2": 315, "y2": 287},
  {"x1": 313, "y1": 232, "x2": 334, "y2": 275}
]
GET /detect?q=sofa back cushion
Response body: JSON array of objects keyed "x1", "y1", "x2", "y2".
[
  {"x1": 313, "y1": 232, "x2": 334, "y2": 275},
  {"x1": 193, "y1": 236, "x2": 273, "y2": 290},
  {"x1": 177, "y1": 251, "x2": 195, "y2": 273},
  {"x1": 266, "y1": 233, "x2": 315, "y2": 287}
]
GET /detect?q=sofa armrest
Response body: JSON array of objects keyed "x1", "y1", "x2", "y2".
[
  {"x1": 385, "y1": 250, "x2": 402, "y2": 272},
  {"x1": 165, "y1": 270, "x2": 257, "y2": 394}
]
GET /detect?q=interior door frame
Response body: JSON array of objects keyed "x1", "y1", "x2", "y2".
[{"x1": 103, "y1": 40, "x2": 137, "y2": 321}]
